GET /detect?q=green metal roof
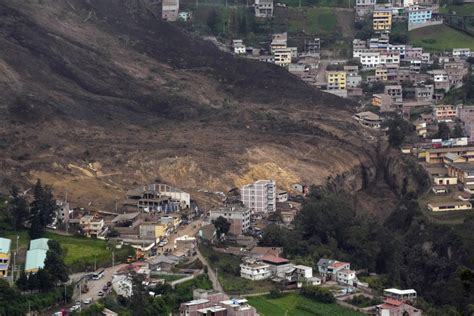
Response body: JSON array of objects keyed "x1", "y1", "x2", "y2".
[
  {"x1": 25, "y1": 249, "x2": 47, "y2": 272},
  {"x1": 29, "y1": 238, "x2": 50, "y2": 251},
  {"x1": 0, "y1": 238, "x2": 11, "y2": 254}
]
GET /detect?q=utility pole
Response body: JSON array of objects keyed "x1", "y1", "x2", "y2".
[
  {"x1": 12, "y1": 252, "x2": 16, "y2": 281},
  {"x1": 112, "y1": 250, "x2": 115, "y2": 267},
  {"x1": 94, "y1": 255, "x2": 97, "y2": 271},
  {"x1": 16, "y1": 234, "x2": 19, "y2": 256},
  {"x1": 64, "y1": 283, "x2": 67, "y2": 304}
]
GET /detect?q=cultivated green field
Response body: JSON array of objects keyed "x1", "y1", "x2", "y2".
[
  {"x1": 409, "y1": 24, "x2": 474, "y2": 51},
  {"x1": 440, "y1": 3, "x2": 474, "y2": 16},
  {"x1": 247, "y1": 293, "x2": 364, "y2": 316}
]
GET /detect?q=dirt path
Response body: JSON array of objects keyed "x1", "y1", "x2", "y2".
[{"x1": 335, "y1": 8, "x2": 355, "y2": 38}]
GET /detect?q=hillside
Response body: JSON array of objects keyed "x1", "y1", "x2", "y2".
[{"x1": 0, "y1": 0, "x2": 378, "y2": 210}]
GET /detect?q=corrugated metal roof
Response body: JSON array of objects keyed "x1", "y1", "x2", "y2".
[
  {"x1": 30, "y1": 238, "x2": 50, "y2": 251},
  {"x1": 0, "y1": 238, "x2": 11, "y2": 254},
  {"x1": 25, "y1": 249, "x2": 47, "y2": 272}
]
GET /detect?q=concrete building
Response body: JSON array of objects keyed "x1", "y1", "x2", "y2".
[
  {"x1": 377, "y1": 298, "x2": 422, "y2": 316},
  {"x1": 372, "y1": 94, "x2": 394, "y2": 112},
  {"x1": 317, "y1": 258, "x2": 351, "y2": 281},
  {"x1": 326, "y1": 71, "x2": 347, "y2": 90},
  {"x1": 453, "y1": 48, "x2": 471, "y2": 58},
  {"x1": 0, "y1": 238, "x2": 11, "y2": 277},
  {"x1": 360, "y1": 52, "x2": 381, "y2": 68},
  {"x1": 434, "y1": 104, "x2": 458, "y2": 120},
  {"x1": 304, "y1": 38, "x2": 320, "y2": 54},
  {"x1": 427, "y1": 201, "x2": 472, "y2": 212},
  {"x1": 408, "y1": 5, "x2": 432, "y2": 24},
  {"x1": 241, "y1": 180, "x2": 276, "y2": 213},
  {"x1": 336, "y1": 269, "x2": 357, "y2": 286},
  {"x1": 209, "y1": 205, "x2": 251, "y2": 236},
  {"x1": 139, "y1": 223, "x2": 168, "y2": 242},
  {"x1": 162, "y1": 0, "x2": 179, "y2": 21},
  {"x1": 354, "y1": 111, "x2": 383, "y2": 128},
  {"x1": 373, "y1": 9, "x2": 392, "y2": 32},
  {"x1": 79, "y1": 215, "x2": 105, "y2": 237},
  {"x1": 260, "y1": 255, "x2": 293, "y2": 279},
  {"x1": 233, "y1": 40, "x2": 246, "y2": 55},
  {"x1": 270, "y1": 32, "x2": 287, "y2": 52},
  {"x1": 255, "y1": 0, "x2": 273, "y2": 18},
  {"x1": 273, "y1": 47, "x2": 292, "y2": 67},
  {"x1": 383, "y1": 288, "x2": 418, "y2": 302},
  {"x1": 415, "y1": 84, "x2": 434, "y2": 102},
  {"x1": 240, "y1": 258, "x2": 271, "y2": 281},
  {"x1": 124, "y1": 184, "x2": 190, "y2": 212},
  {"x1": 385, "y1": 85, "x2": 403, "y2": 103}
]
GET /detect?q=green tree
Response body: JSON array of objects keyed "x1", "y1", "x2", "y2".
[
  {"x1": 16, "y1": 270, "x2": 28, "y2": 291},
  {"x1": 213, "y1": 216, "x2": 231, "y2": 236},
  {"x1": 29, "y1": 213, "x2": 44, "y2": 239},
  {"x1": 384, "y1": 117, "x2": 412, "y2": 147},
  {"x1": 436, "y1": 122, "x2": 451, "y2": 140},
  {"x1": 8, "y1": 186, "x2": 29, "y2": 230},
  {"x1": 44, "y1": 240, "x2": 69, "y2": 283},
  {"x1": 452, "y1": 122, "x2": 464, "y2": 138},
  {"x1": 30, "y1": 179, "x2": 57, "y2": 228}
]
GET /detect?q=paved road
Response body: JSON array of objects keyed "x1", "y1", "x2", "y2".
[
  {"x1": 196, "y1": 246, "x2": 224, "y2": 293},
  {"x1": 61, "y1": 263, "x2": 127, "y2": 313},
  {"x1": 161, "y1": 219, "x2": 203, "y2": 253}
]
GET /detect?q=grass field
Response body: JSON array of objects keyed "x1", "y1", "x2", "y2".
[
  {"x1": 272, "y1": 7, "x2": 338, "y2": 35},
  {"x1": 247, "y1": 293, "x2": 364, "y2": 316},
  {"x1": 409, "y1": 24, "x2": 474, "y2": 51},
  {"x1": 440, "y1": 3, "x2": 474, "y2": 16}
]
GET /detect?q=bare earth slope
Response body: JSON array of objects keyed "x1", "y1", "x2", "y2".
[{"x1": 0, "y1": 0, "x2": 378, "y2": 209}]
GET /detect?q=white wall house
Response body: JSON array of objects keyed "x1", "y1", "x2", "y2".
[
  {"x1": 240, "y1": 261, "x2": 271, "y2": 281},
  {"x1": 360, "y1": 52, "x2": 380, "y2": 68},
  {"x1": 336, "y1": 269, "x2": 357, "y2": 286}
]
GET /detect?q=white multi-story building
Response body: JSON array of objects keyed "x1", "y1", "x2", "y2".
[
  {"x1": 387, "y1": 44, "x2": 406, "y2": 59},
  {"x1": 241, "y1": 180, "x2": 276, "y2": 213},
  {"x1": 240, "y1": 260, "x2": 271, "y2": 280},
  {"x1": 360, "y1": 52, "x2": 381, "y2": 68},
  {"x1": 453, "y1": 48, "x2": 471, "y2": 58},
  {"x1": 432, "y1": 69, "x2": 449, "y2": 82},
  {"x1": 336, "y1": 269, "x2": 357, "y2": 286}
]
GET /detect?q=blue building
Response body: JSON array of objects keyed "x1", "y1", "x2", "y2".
[{"x1": 408, "y1": 6, "x2": 432, "y2": 24}]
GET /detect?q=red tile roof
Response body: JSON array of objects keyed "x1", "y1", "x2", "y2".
[
  {"x1": 329, "y1": 261, "x2": 349, "y2": 269},
  {"x1": 260, "y1": 255, "x2": 289, "y2": 264},
  {"x1": 384, "y1": 298, "x2": 403, "y2": 306}
]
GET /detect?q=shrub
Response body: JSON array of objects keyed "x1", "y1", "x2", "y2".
[{"x1": 300, "y1": 285, "x2": 335, "y2": 304}]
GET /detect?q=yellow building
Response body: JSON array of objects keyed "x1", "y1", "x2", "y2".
[
  {"x1": 326, "y1": 71, "x2": 347, "y2": 90},
  {"x1": 155, "y1": 224, "x2": 168, "y2": 240},
  {"x1": 273, "y1": 48, "x2": 292, "y2": 67},
  {"x1": 373, "y1": 10, "x2": 392, "y2": 31},
  {"x1": 0, "y1": 238, "x2": 11, "y2": 277}
]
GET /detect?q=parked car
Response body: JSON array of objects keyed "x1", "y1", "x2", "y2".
[
  {"x1": 82, "y1": 298, "x2": 92, "y2": 304},
  {"x1": 107, "y1": 281, "x2": 112, "y2": 287},
  {"x1": 98, "y1": 290, "x2": 104, "y2": 296}
]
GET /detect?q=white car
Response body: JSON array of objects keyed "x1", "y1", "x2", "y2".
[
  {"x1": 69, "y1": 305, "x2": 79, "y2": 312},
  {"x1": 82, "y1": 298, "x2": 92, "y2": 304},
  {"x1": 98, "y1": 290, "x2": 104, "y2": 296}
]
